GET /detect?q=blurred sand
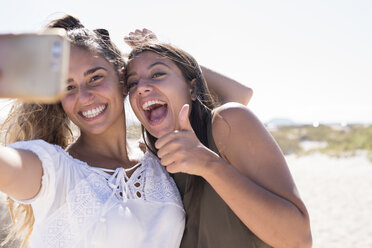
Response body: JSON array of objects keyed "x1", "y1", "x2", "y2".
[
  {"x1": 1, "y1": 153, "x2": 371, "y2": 247},
  {"x1": 287, "y1": 153, "x2": 372, "y2": 248}
]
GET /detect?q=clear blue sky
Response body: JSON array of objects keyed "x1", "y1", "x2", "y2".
[{"x1": 1, "y1": 0, "x2": 371, "y2": 124}]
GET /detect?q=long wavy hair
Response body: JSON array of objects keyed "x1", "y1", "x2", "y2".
[
  {"x1": 126, "y1": 43, "x2": 220, "y2": 219},
  {"x1": 1, "y1": 15, "x2": 125, "y2": 248}
]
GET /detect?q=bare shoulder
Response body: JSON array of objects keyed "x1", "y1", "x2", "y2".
[
  {"x1": 211, "y1": 102, "x2": 264, "y2": 137},
  {"x1": 209, "y1": 102, "x2": 289, "y2": 187}
]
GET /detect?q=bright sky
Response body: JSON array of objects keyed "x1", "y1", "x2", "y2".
[{"x1": 1, "y1": 0, "x2": 371, "y2": 124}]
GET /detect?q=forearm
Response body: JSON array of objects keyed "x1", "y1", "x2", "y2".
[
  {"x1": 202, "y1": 159, "x2": 312, "y2": 248},
  {"x1": 201, "y1": 66, "x2": 252, "y2": 105}
]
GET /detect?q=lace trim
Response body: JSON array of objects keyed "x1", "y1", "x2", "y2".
[{"x1": 142, "y1": 153, "x2": 183, "y2": 207}]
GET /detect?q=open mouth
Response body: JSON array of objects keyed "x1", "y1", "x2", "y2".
[
  {"x1": 142, "y1": 100, "x2": 168, "y2": 124},
  {"x1": 80, "y1": 104, "x2": 107, "y2": 120}
]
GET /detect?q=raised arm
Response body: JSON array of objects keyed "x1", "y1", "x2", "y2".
[
  {"x1": 0, "y1": 146, "x2": 42, "y2": 200},
  {"x1": 201, "y1": 66, "x2": 252, "y2": 105},
  {"x1": 124, "y1": 30, "x2": 253, "y2": 106}
]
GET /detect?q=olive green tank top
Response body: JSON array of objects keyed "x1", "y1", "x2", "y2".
[{"x1": 173, "y1": 122, "x2": 271, "y2": 248}]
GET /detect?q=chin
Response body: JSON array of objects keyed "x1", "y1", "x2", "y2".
[
  {"x1": 147, "y1": 126, "x2": 173, "y2": 139},
  {"x1": 149, "y1": 130, "x2": 164, "y2": 139}
]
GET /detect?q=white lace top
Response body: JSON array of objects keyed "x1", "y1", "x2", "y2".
[{"x1": 9, "y1": 140, "x2": 185, "y2": 248}]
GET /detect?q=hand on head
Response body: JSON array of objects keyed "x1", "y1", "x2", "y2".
[{"x1": 124, "y1": 28, "x2": 158, "y2": 48}]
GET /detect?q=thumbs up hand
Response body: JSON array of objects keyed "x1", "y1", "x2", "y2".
[
  {"x1": 177, "y1": 103, "x2": 193, "y2": 131},
  {"x1": 155, "y1": 104, "x2": 220, "y2": 176}
]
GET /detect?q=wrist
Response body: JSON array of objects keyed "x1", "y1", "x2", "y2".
[{"x1": 200, "y1": 154, "x2": 229, "y2": 182}]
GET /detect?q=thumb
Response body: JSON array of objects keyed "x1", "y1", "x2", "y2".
[{"x1": 178, "y1": 104, "x2": 193, "y2": 131}]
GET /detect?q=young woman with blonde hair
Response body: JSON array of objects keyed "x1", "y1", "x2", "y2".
[{"x1": 0, "y1": 15, "x2": 185, "y2": 248}]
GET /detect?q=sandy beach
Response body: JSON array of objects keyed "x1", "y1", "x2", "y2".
[
  {"x1": 287, "y1": 153, "x2": 372, "y2": 248},
  {"x1": 1, "y1": 153, "x2": 371, "y2": 247}
]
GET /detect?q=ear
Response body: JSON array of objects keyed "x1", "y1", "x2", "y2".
[{"x1": 190, "y1": 78, "x2": 197, "y2": 101}]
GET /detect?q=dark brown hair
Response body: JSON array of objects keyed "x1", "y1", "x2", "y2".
[{"x1": 126, "y1": 43, "x2": 220, "y2": 217}]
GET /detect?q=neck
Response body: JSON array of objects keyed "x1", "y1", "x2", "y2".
[
  {"x1": 78, "y1": 132, "x2": 128, "y2": 160},
  {"x1": 68, "y1": 116, "x2": 136, "y2": 169}
]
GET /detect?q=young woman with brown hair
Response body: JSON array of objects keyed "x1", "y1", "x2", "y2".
[{"x1": 124, "y1": 39, "x2": 312, "y2": 248}]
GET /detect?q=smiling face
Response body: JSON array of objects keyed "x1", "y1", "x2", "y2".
[
  {"x1": 61, "y1": 46, "x2": 125, "y2": 135},
  {"x1": 126, "y1": 51, "x2": 193, "y2": 138}
]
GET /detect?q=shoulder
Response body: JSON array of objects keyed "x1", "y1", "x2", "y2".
[
  {"x1": 141, "y1": 151, "x2": 169, "y2": 179},
  {"x1": 142, "y1": 151, "x2": 160, "y2": 166},
  {"x1": 9, "y1": 139, "x2": 64, "y2": 160},
  {"x1": 9, "y1": 139, "x2": 62, "y2": 152},
  {"x1": 6, "y1": 141, "x2": 70, "y2": 209},
  {"x1": 142, "y1": 152, "x2": 184, "y2": 207},
  {"x1": 211, "y1": 103, "x2": 263, "y2": 137},
  {"x1": 212, "y1": 102, "x2": 260, "y2": 123},
  {"x1": 9, "y1": 139, "x2": 82, "y2": 176},
  {"x1": 210, "y1": 103, "x2": 270, "y2": 156}
]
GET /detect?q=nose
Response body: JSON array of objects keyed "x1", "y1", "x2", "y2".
[
  {"x1": 136, "y1": 78, "x2": 152, "y2": 95},
  {"x1": 78, "y1": 86, "x2": 94, "y2": 105}
]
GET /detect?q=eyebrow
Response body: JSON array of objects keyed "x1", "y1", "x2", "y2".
[
  {"x1": 149, "y1": 61, "x2": 171, "y2": 69},
  {"x1": 67, "y1": 67, "x2": 108, "y2": 83},
  {"x1": 126, "y1": 61, "x2": 171, "y2": 79},
  {"x1": 84, "y1": 67, "x2": 107, "y2": 76}
]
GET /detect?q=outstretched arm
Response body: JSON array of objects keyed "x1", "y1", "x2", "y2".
[
  {"x1": 201, "y1": 66, "x2": 252, "y2": 105},
  {"x1": 0, "y1": 146, "x2": 42, "y2": 200}
]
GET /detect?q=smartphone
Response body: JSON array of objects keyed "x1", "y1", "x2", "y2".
[{"x1": 0, "y1": 29, "x2": 70, "y2": 102}]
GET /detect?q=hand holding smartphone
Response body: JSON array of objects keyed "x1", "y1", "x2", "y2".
[{"x1": 0, "y1": 29, "x2": 70, "y2": 103}]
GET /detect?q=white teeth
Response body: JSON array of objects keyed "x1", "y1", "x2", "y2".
[
  {"x1": 82, "y1": 105, "x2": 106, "y2": 118},
  {"x1": 142, "y1": 100, "x2": 166, "y2": 110}
]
